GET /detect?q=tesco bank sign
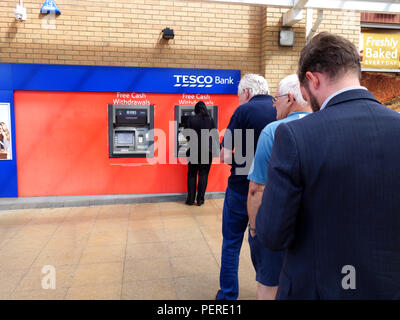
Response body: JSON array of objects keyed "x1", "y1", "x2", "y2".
[{"x1": 173, "y1": 74, "x2": 235, "y2": 88}]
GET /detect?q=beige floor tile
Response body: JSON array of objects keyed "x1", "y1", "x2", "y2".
[
  {"x1": 123, "y1": 258, "x2": 173, "y2": 282},
  {"x1": 190, "y1": 200, "x2": 219, "y2": 211},
  {"x1": 44, "y1": 234, "x2": 89, "y2": 250},
  {"x1": 86, "y1": 230, "x2": 127, "y2": 247},
  {"x1": 0, "y1": 248, "x2": 41, "y2": 269},
  {"x1": 164, "y1": 226, "x2": 204, "y2": 242},
  {"x1": 0, "y1": 268, "x2": 30, "y2": 293},
  {"x1": 174, "y1": 273, "x2": 220, "y2": 300},
  {"x1": 130, "y1": 203, "x2": 160, "y2": 217},
  {"x1": 68, "y1": 206, "x2": 100, "y2": 217},
  {"x1": 97, "y1": 206, "x2": 130, "y2": 220},
  {"x1": 0, "y1": 291, "x2": 13, "y2": 300},
  {"x1": 199, "y1": 225, "x2": 223, "y2": 241},
  {"x1": 160, "y1": 210, "x2": 193, "y2": 219},
  {"x1": 211, "y1": 198, "x2": 225, "y2": 209},
  {"x1": 0, "y1": 210, "x2": 36, "y2": 225},
  {"x1": 128, "y1": 218, "x2": 164, "y2": 231},
  {"x1": 189, "y1": 206, "x2": 220, "y2": 218},
  {"x1": 129, "y1": 210, "x2": 161, "y2": 220},
  {"x1": 56, "y1": 221, "x2": 94, "y2": 234},
  {"x1": 159, "y1": 202, "x2": 189, "y2": 212},
  {"x1": 1, "y1": 236, "x2": 49, "y2": 253},
  {"x1": 122, "y1": 279, "x2": 177, "y2": 300},
  {"x1": 167, "y1": 239, "x2": 212, "y2": 258},
  {"x1": 79, "y1": 244, "x2": 125, "y2": 264},
  {"x1": 33, "y1": 246, "x2": 84, "y2": 267},
  {"x1": 126, "y1": 242, "x2": 169, "y2": 260},
  {"x1": 13, "y1": 223, "x2": 59, "y2": 239},
  {"x1": 11, "y1": 287, "x2": 68, "y2": 300},
  {"x1": 66, "y1": 282, "x2": 122, "y2": 300},
  {"x1": 71, "y1": 262, "x2": 123, "y2": 287},
  {"x1": 63, "y1": 207, "x2": 99, "y2": 223},
  {"x1": 91, "y1": 219, "x2": 128, "y2": 234},
  {"x1": 28, "y1": 216, "x2": 66, "y2": 225},
  {"x1": 0, "y1": 226, "x2": 24, "y2": 243},
  {"x1": 170, "y1": 254, "x2": 219, "y2": 278},
  {"x1": 194, "y1": 214, "x2": 222, "y2": 226},
  {"x1": 29, "y1": 208, "x2": 70, "y2": 225},
  {"x1": 206, "y1": 238, "x2": 222, "y2": 264},
  {"x1": 127, "y1": 229, "x2": 167, "y2": 244},
  {"x1": 15, "y1": 265, "x2": 76, "y2": 291},
  {"x1": 163, "y1": 216, "x2": 198, "y2": 229}
]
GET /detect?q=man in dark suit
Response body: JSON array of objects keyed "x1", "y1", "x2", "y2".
[{"x1": 256, "y1": 32, "x2": 400, "y2": 299}]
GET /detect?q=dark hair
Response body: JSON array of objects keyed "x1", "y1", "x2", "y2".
[
  {"x1": 298, "y1": 32, "x2": 361, "y2": 85},
  {"x1": 194, "y1": 101, "x2": 210, "y2": 118}
]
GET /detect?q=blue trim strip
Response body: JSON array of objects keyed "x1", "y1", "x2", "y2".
[{"x1": 0, "y1": 90, "x2": 18, "y2": 197}]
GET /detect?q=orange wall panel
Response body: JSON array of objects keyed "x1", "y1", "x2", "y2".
[{"x1": 14, "y1": 91, "x2": 238, "y2": 197}]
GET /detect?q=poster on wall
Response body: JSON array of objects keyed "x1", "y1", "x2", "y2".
[
  {"x1": 360, "y1": 31, "x2": 400, "y2": 71},
  {"x1": 0, "y1": 103, "x2": 12, "y2": 160}
]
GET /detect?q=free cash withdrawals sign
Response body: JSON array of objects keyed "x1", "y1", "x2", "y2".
[{"x1": 362, "y1": 32, "x2": 400, "y2": 70}]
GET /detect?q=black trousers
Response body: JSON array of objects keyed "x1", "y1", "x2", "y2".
[{"x1": 187, "y1": 161, "x2": 212, "y2": 204}]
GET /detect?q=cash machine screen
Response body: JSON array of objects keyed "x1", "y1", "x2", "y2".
[
  {"x1": 116, "y1": 132, "x2": 135, "y2": 146},
  {"x1": 116, "y1": 109, "x2": 147, "y2": 125}
]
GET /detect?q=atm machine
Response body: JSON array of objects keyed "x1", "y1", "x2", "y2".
[
  {"x1": 174, "y1": 105, "x2": 218, "y2": 158},
  {"x1": 108, "y1": 104, "x2": 154, "y2": 158}
]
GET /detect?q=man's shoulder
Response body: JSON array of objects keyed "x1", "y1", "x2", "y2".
[
  {"x1": 263, "y1": 117, "x2": 289, "y2": 131},
  {"x1": 262, "y1": 113, "x2": 309, "y2": 135}
]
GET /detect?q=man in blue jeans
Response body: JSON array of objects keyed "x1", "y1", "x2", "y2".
[{"x1": 216, "y1": 74, "x2": 276, "y2": 300}]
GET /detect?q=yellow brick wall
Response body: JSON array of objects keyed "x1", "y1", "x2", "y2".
[
  {"x1": 0, "y1": 0, "x2": 360, "y2": 93},
  {"x1": 0, "y1": 0, "x2": 263, "y2": 73},
  {"x1": 262, "y1": 7, "x2": 361, "y2": 95}
]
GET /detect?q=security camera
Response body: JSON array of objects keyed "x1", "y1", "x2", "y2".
[{"x1": 14, "y1": 4, "x2": 27, "y2": 21}]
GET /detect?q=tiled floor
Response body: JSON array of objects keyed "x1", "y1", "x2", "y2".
[{"x1": 0, "y1": 199, "x2": 256, "y2": 300}]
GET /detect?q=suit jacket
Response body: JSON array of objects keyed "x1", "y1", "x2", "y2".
[
  {"x1": 256, "y1": 89, "x2": 400, "y2": 299},
  {"x1": 185, "y1": 113, "x2": 219, "y2": 162}
]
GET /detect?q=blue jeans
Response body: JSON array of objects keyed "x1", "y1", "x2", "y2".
[{"x1": 217, "y1": 186, "x2": 249, "y2": 300}]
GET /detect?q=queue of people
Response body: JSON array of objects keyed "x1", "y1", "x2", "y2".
[{"x1": 183, "y1": 31, "x2": 400, "y2": 300}]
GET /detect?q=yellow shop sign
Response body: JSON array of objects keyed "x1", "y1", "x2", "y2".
[{"x1": 362, "y1": 32, "x2": 400, "y2": 70}]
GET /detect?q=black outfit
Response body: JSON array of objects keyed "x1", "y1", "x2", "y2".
[
  {"x1": 257, "y1": 89, "x2": 400, "y2": 299},
  {"x1": 185, "y1": 113, "x2": 218, "y2": 205}
]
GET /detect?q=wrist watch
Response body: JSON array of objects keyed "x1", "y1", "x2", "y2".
[{"x1": 248, "y1": 223, "x2": 256, "y2": 232}]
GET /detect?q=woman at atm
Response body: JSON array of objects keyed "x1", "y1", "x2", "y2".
[{"x1": 185, "y1": 101, "x2": 218, "y2": 206}]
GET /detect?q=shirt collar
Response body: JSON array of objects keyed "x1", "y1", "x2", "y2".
[
  {"x1": 320, "y1": 86, "x2": 368, "y2": 111},
  {"x1": 287, "y1": 111, "x2": 311, "y2": 118}
]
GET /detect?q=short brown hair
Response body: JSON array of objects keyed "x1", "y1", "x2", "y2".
[{"x1": 297, "y1": 32, "x2": 361, "y2": 85}]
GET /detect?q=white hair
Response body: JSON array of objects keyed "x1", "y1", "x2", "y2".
[
  {"x1": 238, "y1": 74, "x2": 269, "y2": 97},
  {"x1": 278, "y1": 74, "x2": 307, "y2": 106}
]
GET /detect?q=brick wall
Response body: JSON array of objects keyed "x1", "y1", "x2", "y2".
[
  {"x1": 261, "y1": 8, "x2": 360, "y2": 94},
  {"x1": 0, "y1": 0, "x2": 361, "y2": 93},
  {"x1": 261, "y1": 6, "x2": 306, "y2": 95},
  {"x1": 0, "y1": 0, "x2": 263, "y2": 74}
]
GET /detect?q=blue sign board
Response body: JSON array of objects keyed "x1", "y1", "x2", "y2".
[
  {"x1": 40, "y1": 0, "x2": 61, "y2": 14},
  {"x1": 8, "y1": 64, "x2": 240, "y2": 94}
]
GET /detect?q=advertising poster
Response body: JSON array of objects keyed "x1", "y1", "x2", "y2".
[
  {"x1": 360, "y1": 31, "x2": 400, "y2": 71},
  {"x1": 0, "y1": 103, "x2": 12, "y2": 160}
]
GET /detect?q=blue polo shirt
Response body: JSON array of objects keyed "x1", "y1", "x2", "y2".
[
  {"x1": 221, "y1": 95, "x2": 276, "y2": 195},
  {"x1": 248, "y1": 111, "x2": 310, "y2": 185}
]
